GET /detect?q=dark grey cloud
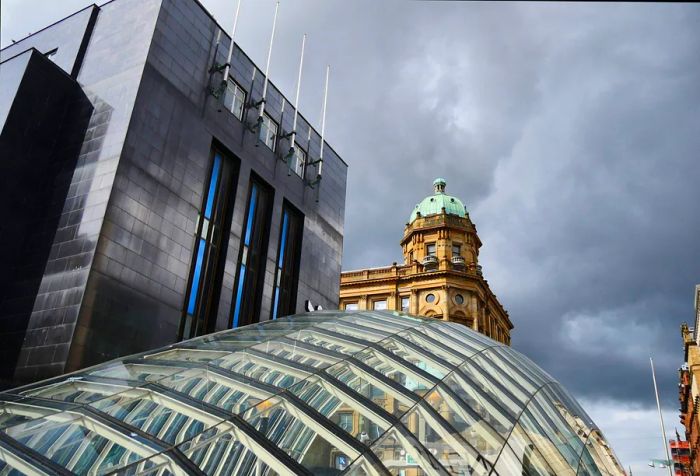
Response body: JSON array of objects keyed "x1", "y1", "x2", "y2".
[{"x1": 3, "y1": 1, "x2": 699, "y2": 471}]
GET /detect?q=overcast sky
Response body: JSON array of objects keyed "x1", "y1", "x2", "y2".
[{"x1": 3, "y1": 0, "x2": 699, "y2": 472}]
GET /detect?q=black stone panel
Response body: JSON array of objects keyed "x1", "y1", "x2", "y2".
[
  {"x1": 12, "y1": 0, "x2": 164, "y2": 384},
  {"x1": 0, "y1": 50, "x2": 92, "y2": 388}
]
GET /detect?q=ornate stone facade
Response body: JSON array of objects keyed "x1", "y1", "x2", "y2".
[
  {"x1": 678, "y1": 286, "x2": 700, "y2": 475},
  {"x1": 340, "y1": 179, "x2": 513, "y2": 344}
]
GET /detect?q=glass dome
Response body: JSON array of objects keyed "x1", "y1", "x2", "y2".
[{"x1": 0, "y1": 311, "x2": 624, "y2": 475}]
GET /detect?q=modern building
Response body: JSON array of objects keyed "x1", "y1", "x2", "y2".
[
  {"x1": 340, "y1": 179, "x2": 512, "y2": 345},
  {"x1": 0, "y1": 0, "x2": 347, "y2": 388},
  {"x1": 0, "y1": 310, "x2": 624, "y2": 475},
  {"x1": 678, "y1": 285, "x2": 700, "y2": 476}
]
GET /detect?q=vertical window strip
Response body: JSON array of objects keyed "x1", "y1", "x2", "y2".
[
  {"x1": 272, "y1": 211, "x2": 290, "y2": 320},
  {"x1": 233, "y1": 184, "x2": 258, "y2": 328},
  {"x1": 182, "y1": 150, "x2": 238, "y2": 340},
  {"x1": 204, "y1": 154, "x2": 222, "y2": 220},
  {"x1": 187, "y1": 239, "x2": 207, "y2": 316},
  {"x1": 184, "y1": 154, "x2": 221, "y2": 337}
]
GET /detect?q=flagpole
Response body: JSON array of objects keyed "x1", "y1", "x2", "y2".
[
  {"x1": 317, "y1": 64, "x2": 330, "y2": 177},
  {"x1": 650, "y1": 357, "x2": 673, "y2": 476},
  {"x1": 259, "y1": 1, "x2": 280, "y2": 120},
  {"x1": 222, "y1": 0, "x2": 242, "y2": 83}
]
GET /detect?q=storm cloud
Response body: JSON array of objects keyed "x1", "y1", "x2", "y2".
[{"x1": 3, "y1": 1, "x2": 699, "y2": 472}]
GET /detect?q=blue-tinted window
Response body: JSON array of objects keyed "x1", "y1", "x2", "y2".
[
  {"x1": 181, "y1": 149, "x2": 238, "y2": 339},
  {"x1": 271, "y1": 203, "x2": 303, "y2": 320},
  {"x1": 232, "y1": 178, "x2": 273, "y2": 328}
]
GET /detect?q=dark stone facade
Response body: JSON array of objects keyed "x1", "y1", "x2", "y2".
[{"x1": 0, "y1": 0, "x2": 347, "y2": 387}]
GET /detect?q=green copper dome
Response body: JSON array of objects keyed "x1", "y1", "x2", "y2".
[{"x1": 409, "y1": 178, "x2": 467, "y2": 223}]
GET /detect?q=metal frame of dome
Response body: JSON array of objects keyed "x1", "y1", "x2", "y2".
[{"x1": 0, "y1": 311, "x2": 623, "y2": 476}]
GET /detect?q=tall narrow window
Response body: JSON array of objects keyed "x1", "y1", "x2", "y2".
[
  {"x1": 426, "y1": 243, "x2": 436, "y2": 256},
  {"x1": 401, "y1": 296, "x2": 410, "y2": 312},
  {"x1": 259, "y1": 113, "x2": 278, "y2": 151},
  {"x1": 291, "y1": 145, "x2": 306, "y2": 178},
  {"x1": 223, "y1": 78, "x2": 246, "y2": 120},
  {"x1": 181, "y1": 147, "x2": 238, "y2": 340},
  {"x1": 271, "y1": 202, "x2": 304, "y2": 320},
  {"x1": 231, "y1": 177, "x2": 273, "y2": 328}
]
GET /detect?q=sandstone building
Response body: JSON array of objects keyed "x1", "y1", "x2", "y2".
[
  {"x1": 678, "y1": 284, "x2": 700, "y2": 475},
  {"x1": 340, "y1": 178, "x2": 512, "y2": 344}
]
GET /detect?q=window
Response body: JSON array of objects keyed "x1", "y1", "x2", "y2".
[
  {"x1": 401, "y1": 296, "x2": 410, "y2": 312},
  {"x1": 290, "y1": 145, "x2": 306, "y2": 178},
  {"x1": 223, "y1": 78, "x2": 246, "y2": 120},
  {"x1": 454, "y1": 294, "x2": 465, "y2": 305},
  {"x1": 338, "y1": 413, "x2": 353, "y2": 433},
  {"x1": 271, "y1": 202, "x2": 304, "y2": 320},
  {"x1": 426, "y1": 243, "x2": 436, "y2": 256},
  {"x1": 181, "y1": 148, "x2": 239, "y2": 340},
  {"x1": 344, "y1": 302, "x2": 358, "y2": 311},
  {"x1": 426, "y1": 293, "x2": 436, "y2": 303},
  {"x1": 372, "y1": 300, "x2": 387, "y2": 310},
  {"x1": 452, "y1": 243, "x2": 461, "y2": 257},
  {"x1": 231, "y1": 177, "x2": 274, "y2": 328},
  {"x1": 259, "y1": 113, "x2": 278, "y2": 151}
]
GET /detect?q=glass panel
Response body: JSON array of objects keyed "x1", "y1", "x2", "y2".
[
  {"x1": 291, "y1": 146, "x2": 306, "y2": 178},
  {"x1": 87, "y1": 363, "x2": 180, "y2": 385},
  {"x1": 179, "y1": 425, "x2": 273, "y2": 476},
  {"x1": 240, "y1": 395, "x2": 357, "y2": 473},
  {"x1": 344, "y1": 303, "x2": 358, "y2": 311},
  {"x1": 249, "y1": 337, "x2": 342, "y2": 370},
  {"x1": 2, "y1": 411, "x2": 167, "y2": 474},
  {"x1": 186, "y1": 238, "x2": 206, "y2": 316},
  {"x1": 399, "y1": 405, "x2": 485, "y2": 475},
  {"x1": 507, "y1": 422, "x2": 558, "y2": 476},
  {"x1": 20, "y1": 380, "x2": 130, "y2": 405},
  {"x1": 259, "y1": 114, "x2": 278, "y2": 151},
  {"x1": 0, "y1": 395, "x2": 80, "y2": 430},
  {"x1": 157, "y1": 368, "x2": 265, "y2": 415},
  {"x1": 204, "y1": 154, "x2": 221, "y2": 220},
  {"x1": 371, "y1": 300, "x2": 387, "y2": 311},
  {"x1": 418, "y1": 324, "x2": 487, "y2": 357},
  {"x1": 350, "y1": 347, "x2": 434, "y2": 395},
  {"x1": 492, "y1": 442, "x2": 543, "y2": 476},
  {"x1": 400, "y1": 328, "x2": 465, "y2": 366},
  {"x1": 324, "y1": 360, "x2": 413, "y2": 419},
  {"x1": 290, "y1": 328, "x2": 367, "y2": 356},
  {"x1": 224, "y1": 79, "x2": 246, "y2": 120},
  {"x1": 288, "y1": 375, "x2": 388, "y2": 445},
  {"x1": 421, "y1": 384, "x2": 504, "y2": 464}
]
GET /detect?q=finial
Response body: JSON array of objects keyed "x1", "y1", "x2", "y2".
[{"x1": 433, "y1": 178, "x2": 446, "y2": 194}]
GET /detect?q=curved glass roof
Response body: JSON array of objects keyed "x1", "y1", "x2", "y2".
[{"x1": 0, "y1": 311, "x2": 624, "y2": 475}]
